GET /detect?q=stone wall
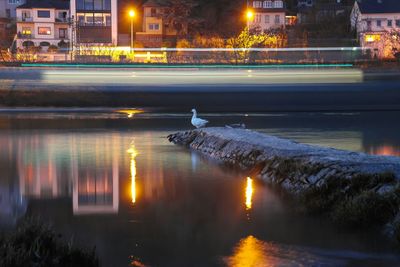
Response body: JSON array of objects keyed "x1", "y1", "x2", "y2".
[{"x1": 168, "y1": 127, "x2": 400, "y2": 243}]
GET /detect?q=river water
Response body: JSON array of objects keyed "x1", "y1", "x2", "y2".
[{"x1": 0, "y1": 110, "x2": 399, "y2": 267}]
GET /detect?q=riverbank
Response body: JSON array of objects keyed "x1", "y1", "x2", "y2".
[
  {"x1": 0, "y1": 67, "x2": 400, "y2": 111},
  {"x1": 168, "y1": 127, "x2": 400, "y2": 242}
]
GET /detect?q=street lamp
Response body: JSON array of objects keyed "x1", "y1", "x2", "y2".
[
  {"x1": 129, "y1": 10, "x2": 136, "y2": 49},
  {"x1": 246, "y1": 10, "x2": 254, "y2": 30}
]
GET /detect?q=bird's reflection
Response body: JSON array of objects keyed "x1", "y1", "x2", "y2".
[{"x1": 191, "y1": 151, "x2": 200, "y2": 172}]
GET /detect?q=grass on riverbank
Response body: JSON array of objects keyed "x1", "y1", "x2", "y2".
[{"x1": 0, "y1": 218, "x2": 99, "y2": 267}]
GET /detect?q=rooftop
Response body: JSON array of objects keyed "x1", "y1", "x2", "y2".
[
  {"x1": 17, "y1": 0, "x2": 69, "y2": 9},
  {"x1": 356, "y1": 0, "x2": 400, "y2": 14}
]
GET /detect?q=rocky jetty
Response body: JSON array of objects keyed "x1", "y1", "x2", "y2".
[{"x1": 168, "y1": 127, "x2": 400, "y2": 242}]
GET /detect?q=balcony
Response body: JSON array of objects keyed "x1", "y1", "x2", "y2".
[
  {"x1": 17, "y1": 33, "x2": 32, "y2": 39},
  {"x1": 55, "y1": 18, "x2": 70, "y2": 23},
  {"x1": 17, "y1": 17, "x2": 33, "y2": 22}
]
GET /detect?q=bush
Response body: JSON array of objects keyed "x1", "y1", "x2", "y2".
[
  {"x1": 395, "y1": 52, "x2": 400, "y2": 62},
  {"x1": 48, "y1": 45, "x2": 58, "y2": 53},
  {"x1": 58, "y1": 40, "x2": 68, "y2": 48},
  {"x1": 0, "y1": 218, "x2": 99, "y2": 267}
]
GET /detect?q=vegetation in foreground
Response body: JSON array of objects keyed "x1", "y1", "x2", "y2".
[{"x1": 0, "y1": 218, "x2": 99, "y2": 267}]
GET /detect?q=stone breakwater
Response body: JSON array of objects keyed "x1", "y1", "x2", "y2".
[{"x1": 168, "y1": 127, "x2": 400, "y2": 242}]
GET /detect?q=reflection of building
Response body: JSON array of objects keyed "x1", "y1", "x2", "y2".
[
  {"x1": 15, "y1": 0, "x2": 70, "y2": 49},
  {"x1": 70, "y1": 0, "x2": 118, "y2": 44},
  {"x1": 136, "y1": 0, "x2": 178, "y2": 47},
  {"x1": 71, "y1": 134, "x2": 120, "y2": 214},
  {"x1": 351, "y1": 0, "x2": 400, "y2": 58},
  {"x1": 248, "y1": 0, "x2": 286, "y2": 31},
  {"x1": 16, "y1": 133, "x2": 122, "y2": 215}
]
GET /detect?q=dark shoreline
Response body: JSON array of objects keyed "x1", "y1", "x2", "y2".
[{"x1": 168, "y1": 128, "x2": 400, "y2": 244}]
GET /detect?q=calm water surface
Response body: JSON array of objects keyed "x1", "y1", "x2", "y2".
[{"x1": 0, "y1": 111, "x2": 399, "y2": 267}]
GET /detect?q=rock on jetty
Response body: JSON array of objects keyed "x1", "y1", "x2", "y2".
[{"x1": 168, "y1": 127, "x2": 400, "y2": 242}]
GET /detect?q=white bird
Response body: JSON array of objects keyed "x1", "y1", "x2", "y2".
[{"x1": 191, "y1": 109, "x2": 209, "y2": 128}]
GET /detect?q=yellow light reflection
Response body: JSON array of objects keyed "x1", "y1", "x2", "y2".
[
  {"x1": 127, "y1": 145, "x2": 138, "y2": 204},
  {"x1": 225, "y1": 236, "x2": 274, "y2": 267},
  {"x1": 245, "y1": 177, "x2": 253, "y2": 210},
  {"x1": 116, "y1": 109, "x2": 144, "y2": 118}
]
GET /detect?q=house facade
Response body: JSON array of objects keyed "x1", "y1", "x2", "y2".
[
  {"x1": 70, "y1": 0, "x2": 118, "y2": 45},
  {"x1": 351, "y1": 0, "x2": 400, "y2": 58},
  {"x1": 0, "y1": 0, "x2": 26, "y2": 19},
  {"x1": 135, "y1": 0, "x2": 178, "y2": 47},
  {"x1": 15, "y1": 0, "x2": 70, "y2": 49},
  {"x1": 248, "y1": 0, "x2": 286, "y2": 32}
]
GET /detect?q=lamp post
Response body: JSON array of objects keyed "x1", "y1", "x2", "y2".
[
  {"x1": 246, "y1": 10, "x2": 254, "y2": 31},
  {"x1": 129, "y1": 10, "x2": 136, "y2": 49}
]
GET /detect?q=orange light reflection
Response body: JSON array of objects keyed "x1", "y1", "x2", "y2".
[
  {"x1": 127, "y1": 144, "x2": 138, "y2": 204},
  {"x1": 245, "y1": 177, "x2": 253, "y2": 210}
]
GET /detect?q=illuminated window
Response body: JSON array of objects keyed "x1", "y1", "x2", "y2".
[
  {"x1": 8, "y1": 0, "x2": 20, "y2": 4},
  {"x1": 38, "y1": 27, "x2": 51, "y2": 35},
  {"x1": 22, "y1": 27, "x2": 31, "y2": 35},
  {"x1": 365, "y1": 34, "x2": 381, "y2": 43}
]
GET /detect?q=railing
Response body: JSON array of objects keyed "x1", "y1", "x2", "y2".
[
  {"x1": 17, "y1": 33, "x2": 32, "y2": 39},
  {"x1": 17, "y1": 17, "x2": 33, "y2": 22},
  {"x1": 55, "y1": 18, "x2": 70, "y2": 23}
]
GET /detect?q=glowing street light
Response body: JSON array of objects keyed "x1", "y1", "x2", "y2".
[
  {"x1": 246, "y1": 10, "x2": 254, "y2": 30},
  {"x1": 129, "y1": 9, "x2": 136, "y2": 49}
]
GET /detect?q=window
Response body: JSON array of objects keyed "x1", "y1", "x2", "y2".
[
  {"x1": 37, "y1": 10, "x2": 50, "y2": 18},
  {"x1": 59, "y1": 28, "x2": 67, "y2": 38},
  {"x1": 396, "y1": 20, "x2": 400, "y2": 27},
  {"x1": 149, "y1": 23, "x2": 160, "y2": 30},
  {"x1": 253, "y1": 1, "x2": 262, "y2": 8},
  {"x1": 22, "y1": 11, "x2": 31, "y2": 19},
  {"x1": 377, "y1": 20, "x2": 381, "y2": 27},
  {"x1": 151, "y1": 8, "x2": 157, "y2": 16},
  {"x1": 8, "y1": 0, "x2": 20, "y2": 4},
  {"x1": 265, "y1": 1, "x2": 272, "y2": 8},
  {"x1": 255, "y1": 14, "x2": 261, "y2": 23},
  {"x1": 58, "y1": 11, "x2": 67, "y2": 19},
  {"x1": 77, "y1": 0, "x2": 111, "y2": 11},
  {"x1": 365, "y1": 34, "x2": 380, "y2": 43},
  {"x1": 22, "y1": 27, "x2": 31, "y2": 35},
  {"x1": 388, "y1": 20, "x2": 392, "y2": 27},
  {"x1": 265, "y1": 15, "x2": 270, "y2": 23},
  {"x1": 275, "y1": 15, "x2": 280, "y2": 24},
  {"x1": 94, "y1": 13, "x2": 103, "y2": 25},
  {"x1": 38, "y1": 27, "x2": 51, "y2": 35},
  {"x1": 274, "y1": 0, "x2": 283, "y2": 8},
  {"x1": 77, "y1": 13, "x2": 111, "y2": 26}
]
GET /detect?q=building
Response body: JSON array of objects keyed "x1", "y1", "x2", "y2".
[
  {"x1": 70, "y1": 0, "x2": 118, "y2": 45},
  {"x1": 15, "y1": 0, "x2": 70, "y2": 49},
  {"x1": 297, "y1": 0, "x2": 350, "y2": 24},
  {"x1": 135, "y1": 0, "x2": 178, "y2": 47},
  {"x1": 248, "y1": 0, "x2": 286, "y2": 32},
  {"x1": 351, "y1": 0, "x2": 400, "y2": 58},
  {"x1": 0, "y1": 17, "x2": 9, "y2": 41},
  {"x1": 0, "y1": 0, "x2": 26, "y2": 19}
]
